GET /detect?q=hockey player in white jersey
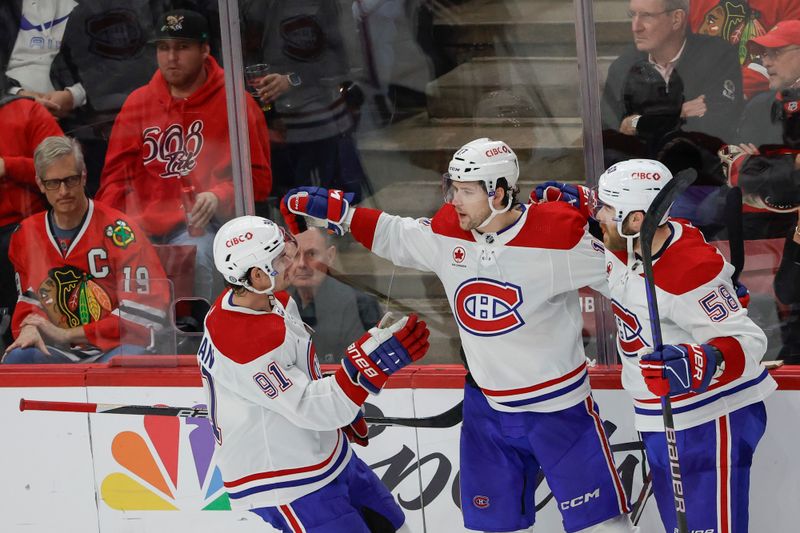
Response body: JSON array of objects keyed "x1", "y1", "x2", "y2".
[
  {"x1": 282, "y1": 138, "x2": 638, "y2": 533},
  {"x1": 537, "y1": 159, "x2": 776, "y2": 533},
  {"x1": 199, "y1": 215, "x2": 429, "y2": 533}
]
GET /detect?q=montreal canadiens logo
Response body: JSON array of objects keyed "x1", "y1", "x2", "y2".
[
  {"x1": 473, "y1": 495, "x2": 490, "y2": 509},
  {"x1": 453, "y1": 246, "x2": 466, "y2": 263},
  {"x1": 454, "y1": 279, "x2": 524, "y2": 336},
  {"x1": 610, "y1": 299, "x2": 649, "y2": 356}
]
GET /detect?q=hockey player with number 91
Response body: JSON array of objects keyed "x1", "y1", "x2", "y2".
[
  {"x1": 199, "y1": 215, "x2": 430, "y2": 532},
  {"x1": 537, "y1": 159, "x2": 776, "y2": 533},
  {"x1": 283, "y1": 138, "x2": 638, "y2": 533}
]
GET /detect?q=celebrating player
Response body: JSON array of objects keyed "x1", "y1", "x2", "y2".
[
  {"x1": 283, "y1": 138, "x2": 637, "y2": 533},
  {"x1": 199, "y1": 215, "x2": 428, "y2": 533},
  {"x1": 538, "y1": 159, "x2": 776, "y2": 532}
]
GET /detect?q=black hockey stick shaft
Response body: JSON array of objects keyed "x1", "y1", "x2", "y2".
[
  {"x1": 724, "y1": 186, "x2": 745, "y2": 284},
  {"x1": 364, "y1": 400, "x2": 463, "y2": 428},
  {"x1": 20, "y1": 398, "x2": 463, "y2": 428},
  {"x1": 639, "y1": 168, "x2": 696, "y2": 533}
]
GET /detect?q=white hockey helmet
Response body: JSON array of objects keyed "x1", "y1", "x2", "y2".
[
  {"x1": 443, "y1": 138, "x2": 520, "y2": 227},
  {"x1": 597, "y1": 159, "x2": 673, "y2": 239},
  {"x1": 213, "y1": 216, "x2": 297, "y2": 294}
]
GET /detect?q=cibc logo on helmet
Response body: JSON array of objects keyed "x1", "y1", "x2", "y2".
[
  {"x1": 630, "y1": 172, "x2": 661, "y2": 180},
  {"x1": 485, "y1": 145, "x2": 511, "y2": 158},
  {"x1": 225, "y1": 232, "x2": 254, "y2": 248}
]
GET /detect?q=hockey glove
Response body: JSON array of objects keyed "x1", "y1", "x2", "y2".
[
  {"x1": 342, "y1": 313, "x2": 430, "y2": 394},
  {"x1": 282, "y1": 187, "x2": 356, "y2": 236},
  {"x1": 735, "y1": 282, "x2": 751, "y2": 309},
  {"x1": 342, "y1": 409, "x2": 369, "y2": 447},
  {"x1": 640, "y1": 343, "x2": 717, "y2": 396},
  {"x1": 529, "y1": 181, "x2": 596, "y2": 219}
]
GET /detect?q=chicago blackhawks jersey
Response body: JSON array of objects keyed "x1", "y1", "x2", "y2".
[
  {"x1": 606, "y1": 220, "x2": 776, "y2": 432},
  {"x1": 9, "y1": 200, "x2": 169, "y2": 355},
  {"x1": 349, "y1": 202, "x2": 607, "y2": 413},
  {"x1": 198, "y1": 290, "x2": 368, "y2": 510}
]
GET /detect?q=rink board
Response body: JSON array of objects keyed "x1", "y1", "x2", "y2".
[{"x1": 1, "y1": 363, "x2": 798, "y2": 533}]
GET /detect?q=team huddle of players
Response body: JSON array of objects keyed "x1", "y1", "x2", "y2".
[{"x1": 195, "y1": 138, "x2": 773, "y2": 533}]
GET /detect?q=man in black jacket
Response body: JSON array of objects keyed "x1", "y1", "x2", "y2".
[{"x1": 602, "y1": 0, "x2": 742, "y2": 145}]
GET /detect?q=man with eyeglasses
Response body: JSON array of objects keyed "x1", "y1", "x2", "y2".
[
  {"x1": 602, "y1": 0, "x2": 743, "y2": 145},
  {"x1": 737, "y1": 21, "x2": 800, "y2": 149},
  {"x1": 0, "y1": 68, "x2": 63, "y2": 350},
  {"x1": 2, "y1": 136, "x2": 169, "y2": 364},
  {"x1": 690, "y1": 0, "x2": 800, "y2": 99}
]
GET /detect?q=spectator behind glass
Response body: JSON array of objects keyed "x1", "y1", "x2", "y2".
[
  {"x1": 733, "y1": 22, "x2": 800, "y2": 238},
  {"x1": 602, "y1": 0, "x2": 743, "y2": 146},
  {"x1": 241, "y1": 0, "x2": 369, "y2": 205},
  {"x1": 690, "y1": 0, "x2": 800, "y2": 99},
  {"x1": 289, "y1": 227, "x2": 382, "y2": 364},
  {"x1": 47, "y1": 1, "x2": 160, "y2": 197},
  {"x1": 2, "y1": 136, "x2": 169, "y2": 364},
  {"x1": 96, "y1": 9, "x2": 272, "y2": 303},
  {"x1": 0, "y1": 72, "x2": 64, "y2": 350},
  {"x1": 4, "y1": 0, "x2": 78, "y2": 118},
  {"x1": 774, "y1": 210, "x2": 800, "y2": 363}
]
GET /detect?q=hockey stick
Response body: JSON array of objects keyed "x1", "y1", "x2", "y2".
[
  {"x1": 19, "y1": 398, "x2": 463, "y2": 428},
  {"x1": 639, "y1": 167, "x2": 696, "y2": 533},
  {"x1": 630, "y1": 470, "x2": 653, "y2": 526},
  {"x1": 724, "y1": 186, "x2": 745, "y2": 285}
]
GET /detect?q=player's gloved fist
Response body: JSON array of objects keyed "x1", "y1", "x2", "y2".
[
  {"x1": 281, "y1": 187, "x2": 355, "y2": 236},
  {"x1": 529, "y1": 181, "x2": 596, "y2": 219},
  {"x1": 735, "y1": 283, "x2": 750, "y2": 309},
  {"x1": 342, "y1": 313, "x2": 430, "y2": 394},
  {"x1": 639, "y1": 343, "x2": 717, "y2": 396},
  {"x1": 342, "y1": 409, "x2": 369, "y2": 447}
]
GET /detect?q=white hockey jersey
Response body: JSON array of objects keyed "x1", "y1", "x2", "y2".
[
  {"x1": 349, "y1": 202, "x2": 607, "y2": 413},
  {"x1": 606, "y1": 220, "x2": 776, "y2": 432},
  {"x1": 197, "y1": 290, "x2": 368, "y2": 510}
]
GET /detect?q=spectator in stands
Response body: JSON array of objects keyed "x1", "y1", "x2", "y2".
[
  {"x1": 2, "y1": 136, "x2": 169, "y2": 364},
  {"x1": 602, "y1": 0, "x2": 743, "y2": 145},
  {"x1": 0, "y1": 74, "x2": 64, "y2": 349},
  {"x1": 96, "y1": 9, "x2": 272, "y2": 302},
  {"x1": 289, "y1": 227, "x2": 382, "y2": 363},
  {"x1": 241, "y1": 0, "x2": 369, "y2": 205},
  {"x1": 4, "y1": 0, "x2": 77, "y2": 117},
  {"x1": 774, "y1": 210, "x2": 800, "y2": 363},
  {"x1": 738, "y1": 22, "x2": 800, "y2": 147},
  {"x1": 690, "y1": 0, "x2": 800, "y2": 99}
]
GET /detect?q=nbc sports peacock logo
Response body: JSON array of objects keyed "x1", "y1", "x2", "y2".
[
  {"x1": 100, "y1": 409, "x2": 230, "y2": 511},
  {"x1": 453, "y1": 278, "x2": 524, "y2": 336}
]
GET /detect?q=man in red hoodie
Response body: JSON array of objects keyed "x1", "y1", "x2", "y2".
[
  {"x1": 0, "y1": 71, "x2": 64, "y2": 348},
  {"x1": 97, "y1": 9, "x2": 272, "y2": 302}
]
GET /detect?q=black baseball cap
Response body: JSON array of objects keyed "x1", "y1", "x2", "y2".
[{"x1": 152, "y1": 10, "x2": 209, "y2": 43}]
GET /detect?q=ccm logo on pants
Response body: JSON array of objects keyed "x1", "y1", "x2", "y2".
[{"x1": 560, "y1": 488, "x2": 600, "y2": 510}]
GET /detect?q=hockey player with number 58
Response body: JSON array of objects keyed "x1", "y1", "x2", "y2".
[
  {"x1": 536, "y1": 159, "x2": 776, "y2": 533},
  {"x1": 283, "y1": 138, "x2": 638, "y2": 533},
  {"x1": 199, "y1": 215, "x2": 429, "y2": 532}
]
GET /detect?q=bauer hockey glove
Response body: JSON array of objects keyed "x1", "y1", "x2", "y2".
[
  {"x1": 640, "y1": 343, "x2": 718, "y2": 396},
  {"x1": 342, "y1": 409, "x2": 370, "y2": 447},
  {"x1": 282, "y1": 187, "x2": 356, "y2": 236},
  {"x1": 529, "y1": 181, "x2": 596, "y2": 219},
  {"x1": 342, "y1": 313, "x2": 430, "y2": 394}
]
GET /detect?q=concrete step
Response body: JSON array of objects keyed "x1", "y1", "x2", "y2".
[
  {"x1": 426, "y1": 56, "x2": 614, "y2": 118},
  {"x1": 357, "y1": 113, "x2": 586, "y2": 194},
  {"x1": 433, "y1": 0, "x2": 630, "y2": 61}
]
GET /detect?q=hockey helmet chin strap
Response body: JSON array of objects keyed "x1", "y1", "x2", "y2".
[
  {"x1": 477, "y1": 189, "x2": 513, "y2": 229},
  {"x1": 239, "y1": 267, "x2": 278, "y2": 296}
]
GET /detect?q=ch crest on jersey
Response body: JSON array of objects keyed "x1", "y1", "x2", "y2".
[
  {"x1": 454, "y1": 278, "x2": 524, "y2": 336},
  {"x1": 610, "y1": 299, "x2": 649, "y2": 357},
  {"x1": 142, "y1": 120, "x2": 204, "y2": 178},
  {"x1": 105, "y1": 220, "x2": 136, "y2": 249},
  {"x1": 37, "y1": 266, "x2": 112, "y2": 328}
]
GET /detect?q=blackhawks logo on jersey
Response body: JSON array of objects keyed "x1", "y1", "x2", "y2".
[
  {"x1": 105, "y1": 220, "x2": 136, "y2": 249},
  {"x1": 37, "y1": 266, "x2": 113, "y2": 328}
]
